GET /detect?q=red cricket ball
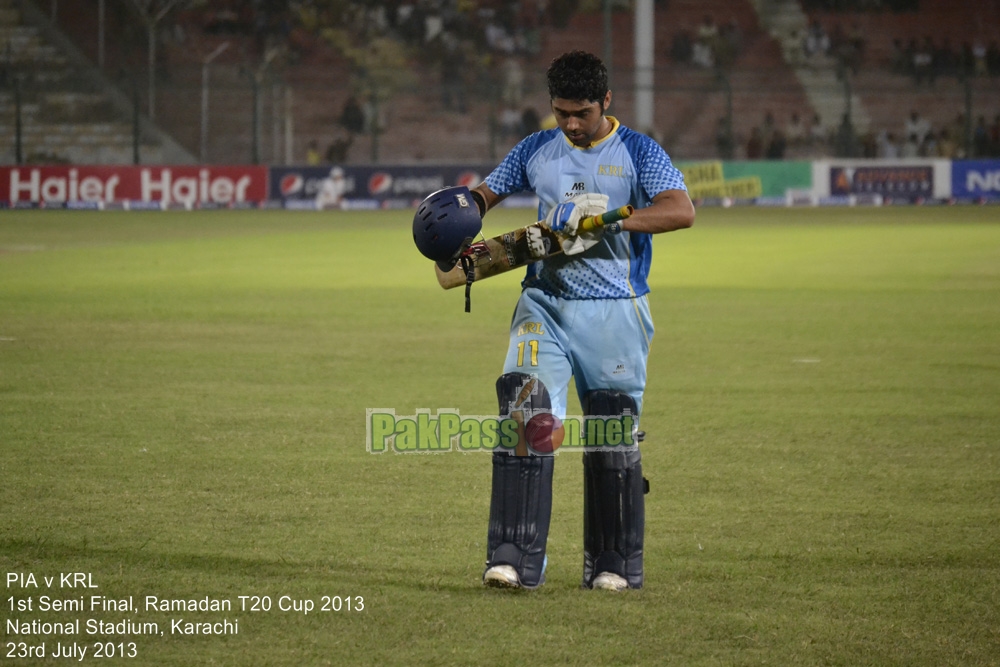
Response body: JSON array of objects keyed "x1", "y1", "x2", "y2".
[{"x1": 525, "y1": 413, "x2": 565, "y2": 454}]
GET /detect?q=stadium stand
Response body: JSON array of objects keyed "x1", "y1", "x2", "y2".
[
  {"x1": 0, "y1": 0, "x2": 172, "y2": 164},
  {"x1": 3, "y1": 0, "x2": 998, "y2": 165},
  {"x1": 0, "y1": 0, "x2": 195, "y2": 163},
  {"x1": 21, "y1": 0, "x2": 802, "y2": 164},
  {"x1": 341, "y1": 0, "x2": 812, "y2": 163},
  {"x1": 799, "y1": 0, "x2": 1000, "y2": 156}
]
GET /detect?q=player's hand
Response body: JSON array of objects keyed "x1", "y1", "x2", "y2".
[
  {"x1": 543, "y1": 201, "x2": 576, "y2": 234},
  {"x1": 542, "y1": 193, "x2": 609, "y2": 237}
]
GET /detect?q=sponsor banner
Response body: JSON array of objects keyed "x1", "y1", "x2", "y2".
[
  {"x1": 676, "y1": 160, "x2": 812, "y2": 199},
  {"x1": 677, "y1": 160, "x2": 762, "y2": 200},
  {"x1": 951, "y1": 160, "x2": 1000, "y2": 199},
  {"x1": 813, "y1": 159, "x2": 951, "y2": 199},
  {"x1": 831, "y1": 165, "x2": 933, "y2": 198},
  {"x1": 269, "y1": 165, "x2": 493, "y2": 207},
  {"x1": 0, "y1": 166, "x2": 268, "y2": 206}
]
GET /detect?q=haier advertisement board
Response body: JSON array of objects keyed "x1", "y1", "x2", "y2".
[{"x1": 0, "y1": 166, "x2": 268, "y2": 207}]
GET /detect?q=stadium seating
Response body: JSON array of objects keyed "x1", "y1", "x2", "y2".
[
  {"x1": 4, "y1": 0, "x2": 997, "y2": 166},
  {"x1": 0, "y1": 0, "x2": 171, "y2": 164},
  {"x1": 804, "y1": 0, "x2": 1000, "y2": 154}
]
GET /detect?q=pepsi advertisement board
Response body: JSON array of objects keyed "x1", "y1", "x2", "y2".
[
  {"x1": 951, "y1": 160, "x2": 1000, "y2": 200},
  {"x1": 269, "y1": 165, "x2": 493, "y2": 209}
]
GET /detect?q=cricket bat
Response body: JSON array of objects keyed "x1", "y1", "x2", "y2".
[{"x1": 434, "y1": 205, "x2": 634, "y2": 290}]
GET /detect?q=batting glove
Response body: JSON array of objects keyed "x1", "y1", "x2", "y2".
[{"x1": 542, "y1": 193, "x2": 610, "y2": 237}]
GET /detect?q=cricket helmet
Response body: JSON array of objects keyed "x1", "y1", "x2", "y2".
[{"x1": 413, "y1": 185, "x2": 482, "y2": 271}]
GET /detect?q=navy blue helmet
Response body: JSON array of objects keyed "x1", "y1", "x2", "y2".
[{"x1": 413, "y1": 186, "x2": 482, "y2": 271}]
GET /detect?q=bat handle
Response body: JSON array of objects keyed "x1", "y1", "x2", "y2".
[{"x1": 579, "y1": 205, "x2": 634, "y2": 233}]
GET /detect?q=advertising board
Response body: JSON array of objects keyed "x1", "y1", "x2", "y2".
[{"x1": 0, "y1": 166, "x2": 268, "y2": 207}]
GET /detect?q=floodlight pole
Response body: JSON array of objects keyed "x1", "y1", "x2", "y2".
[
  {"x1": 98, "y1": 0, "x2": 105, "y2": 68},
  {"x1": 634, "y1": 0, "x2": 654, "y2": 132},
  {"x1": 14, "y1": 75, "x2": 22, "y2": 164},
  {"x1": 128, "y1": 0, "x2": 185, "y2": 120},
  {"x1": 201, "y1": 41, "x2": 230, "y2": 162},
  {"x1": 284, "y1": 86, "x2": 293, "y2": 165},
  {"x1": 248, "y1": 49, "x2": 279, "y2": 165},
  {"x1": 132, "y1": 83, "x2": 141, "y2": 164},
  {"x1": 603, "y1": 0, "x2": 613, "y2": 89}
]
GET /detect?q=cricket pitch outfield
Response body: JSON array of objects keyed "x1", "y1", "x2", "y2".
[{"x1": 1, "y1": 206, "x2": 998, "y2": 665}]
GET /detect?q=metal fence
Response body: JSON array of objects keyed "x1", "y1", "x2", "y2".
[
  {"x1": 3, "y1": 59, "x2": 999, "y2": 165},
  {"x1": 147, "y1": 64, "x2": 1000, "y2": 165}
]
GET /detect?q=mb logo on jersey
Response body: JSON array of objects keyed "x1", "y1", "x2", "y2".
[{"x1": 602, "y1": 360, "x2": 633, "y2": 381}]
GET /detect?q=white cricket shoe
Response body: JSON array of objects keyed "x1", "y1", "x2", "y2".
[
  {"x1": 483, "y1": 565, "x2": 521, "y2": 589},
  {"x1": 592, "y1": 572, "x2": 628, "y2": 591}
]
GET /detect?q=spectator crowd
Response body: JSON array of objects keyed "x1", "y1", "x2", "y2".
[
  {"x1": 726, "y1": 107, "x2": 1000, "y2": 160},
  {"x1": 184, "y1": 1, "x2": 1000, "y2": 164}
]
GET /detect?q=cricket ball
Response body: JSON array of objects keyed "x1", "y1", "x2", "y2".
[{"x1": 525, "y1": 413, "x2": 564, "y2": 454}]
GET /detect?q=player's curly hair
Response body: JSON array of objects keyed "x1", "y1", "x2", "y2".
[{"x1": 546, "y1": 51, "x2": 608, "y2": 105}]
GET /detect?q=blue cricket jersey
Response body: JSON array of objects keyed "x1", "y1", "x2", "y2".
[{"x1": 484, "y1": 117, "x2": 687, "y2": 300}]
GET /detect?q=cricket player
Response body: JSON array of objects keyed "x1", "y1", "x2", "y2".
[
  {"x1": 469, "y1": 51, "x2": 696, "y2": 591},
  {"x1": 316, "y1": 166, "x2": 347, "y2": 209}
]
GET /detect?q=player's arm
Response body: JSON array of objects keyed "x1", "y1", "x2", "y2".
[
  {"x1": 470, "y1": 183, "x2": 506, "y2": 217},
  {"x1": 619, "y1": 189, "x2": 695, "y2": 234}
]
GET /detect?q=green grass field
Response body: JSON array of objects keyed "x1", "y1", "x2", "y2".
[{"x1": 1, "y1": 206, "x2": 998, "y2": 666}]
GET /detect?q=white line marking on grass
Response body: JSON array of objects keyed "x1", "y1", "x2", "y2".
[
  {"x1": 1, "y1": 244, "x2": 46, "y2": 252},
  {"x1": 792, "y1": 358, "x2": 821, "y2": 363},
  {"x1": 0, "y1": 337, "x2": 15, "y2": 342}
]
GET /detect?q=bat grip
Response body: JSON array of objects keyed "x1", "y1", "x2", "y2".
[{"x1": 578, "y1": 205, "x2": 634, "y2": 233}]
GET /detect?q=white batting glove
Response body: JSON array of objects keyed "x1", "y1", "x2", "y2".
[
  {"x1": 547, "y1": 193, "x2": 613, "y2": 256},
  {"x1": 542, "y1": 193, "x2": 610, "y2": 237}
]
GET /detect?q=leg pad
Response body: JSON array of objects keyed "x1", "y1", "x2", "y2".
[
  {"x1": 484, "y1": 373, "x2": 555, "y2": 588},
  {"x1": 581, "y1": 390, "x2": 646, "y2": 589},
  {"x1": 485, "y1": 453, "x2": 554, "y2": 588}
]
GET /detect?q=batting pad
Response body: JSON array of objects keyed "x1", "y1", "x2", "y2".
[
  {"x1": 484, "y1": 373, "x2": 555, "y2": 588},
  {"x1": 485, "y1": 453, "x2": 554, "y2": 589},
  {"x1": 581, "y1": 390, "x2": 646, "y2": 589}
]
